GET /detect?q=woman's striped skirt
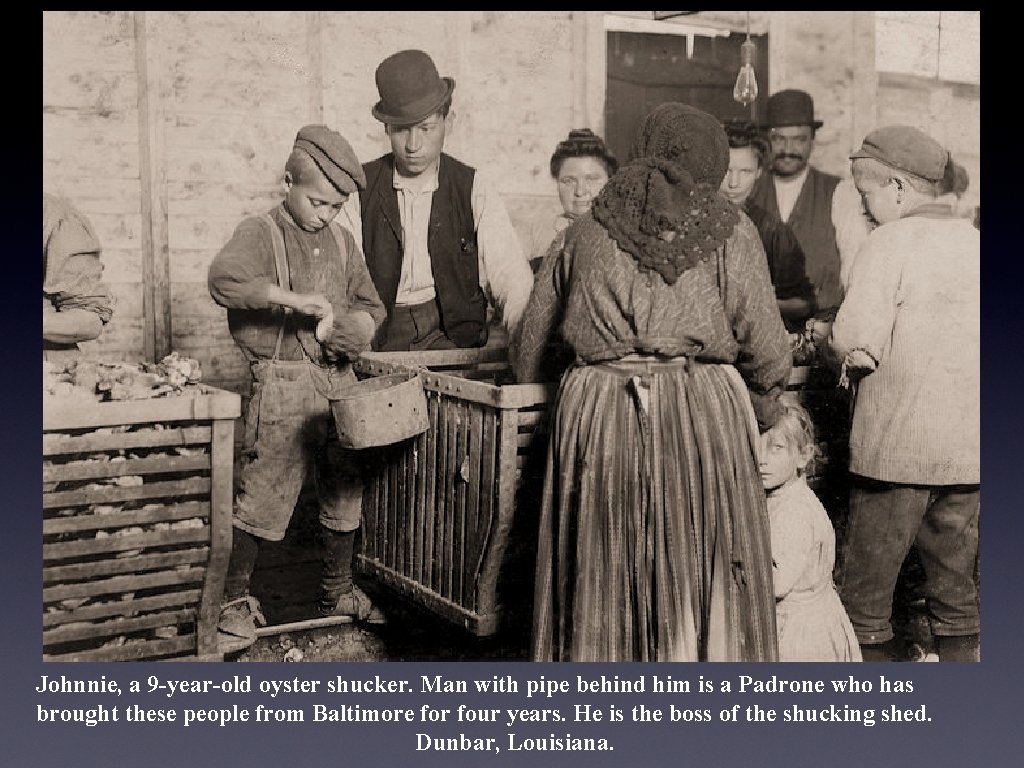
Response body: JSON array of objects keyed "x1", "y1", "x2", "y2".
[{"x1": 531, "y1": 358, "x2": 778, "y2": 661}]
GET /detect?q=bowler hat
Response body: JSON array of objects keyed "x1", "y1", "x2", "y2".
[
  {"x1": 849, "y1": 125, "x2": 948, "y2": 183},
  {"x1": 372, "y1": 50, "x2": 456, "y2": 126},
  {"x1": 762, "y1": 89, "x2": 823, "y2": 130},
  {"x1": 294, "y1": 124, "x2": 366, "y2": 193}
]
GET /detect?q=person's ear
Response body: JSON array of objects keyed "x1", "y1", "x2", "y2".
[
  {"x1": 282, "y1": 171, "x2": 294, "y2": 194},
  {"x1": 444, "y1": 109, "x2": 456, "y2": 135},
  {"x1": 891, "y1": 177, "x2": 904, "y2": 204}
]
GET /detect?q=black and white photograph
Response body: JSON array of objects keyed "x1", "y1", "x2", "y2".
[{"x1": 42, "y1": 10, "x2": 980, "y2": 666}]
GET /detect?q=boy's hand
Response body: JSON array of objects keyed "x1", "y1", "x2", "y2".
[
  {"x1": 839, "y1": 348, "x2": 877, "y2": 389},
  {"x1": 320, "y1": 311, "x2": 376, "y2": 359},
  {"x1": 293, "y1": 293, "x2": 333, "y2": 319},
  {"x1": 844, "y1": 348, "x2": 877, "y2": 375},
  {"x1": 315, "y1": 311, "x2": 335, "y2": 343},
  {"x1": 266, "y1": 286, "x2": 332, "y2": 318}
]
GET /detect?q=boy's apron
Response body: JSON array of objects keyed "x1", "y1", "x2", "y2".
[{"x1": 233, "y1": 215, "x2": 361, "y2": 540}]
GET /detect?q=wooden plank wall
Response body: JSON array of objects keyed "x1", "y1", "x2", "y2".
[
  {"x1": 43, "y1": 11, "x2": 980, "y2": 394},
  {"x1": 43, "y1": 11, "x2": 145, "y2": 363},
  {"x1": 43, "y1": 10, "x2": 582, "y2": 393},
  {"x1": 876, "y1": 76, "x2": 980, "y2": 214}
]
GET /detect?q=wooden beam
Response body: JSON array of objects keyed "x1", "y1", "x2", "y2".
[
  {"x1": 585, "y1": 12, "x2": 607, "y2": 135},
  {"x1": 134, "y1": 11, "x2": 172, "y2": 362},
  {"x1": 306, "y1": 11, "x2": 325, "y2": 123},
  {"x1": 571, "y1": 11, "x2": 589, "y2": 128},
  {"x1": 851, "y1": 10, "x2": 878, "y2": 154},
  {"x1": 445, "y1": 12, "x2": 473, "y2": 148}
]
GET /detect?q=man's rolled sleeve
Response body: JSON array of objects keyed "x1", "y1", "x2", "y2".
[
  {"x1": 471, "y1": 173, "x2": 534, "y2": 337},
  {"x1": 43, "y1": 201, "x2": 114, "y2": 325}
]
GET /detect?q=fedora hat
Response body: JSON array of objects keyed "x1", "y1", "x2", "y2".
[
  {"x1": 762, "y1": 89, "x2": 823, "y2": 130},
  {"x1": 372, "y1": 50, "x2": 456, "y2": 126}
]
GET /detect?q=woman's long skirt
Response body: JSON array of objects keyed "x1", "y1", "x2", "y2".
[{"x1": 531, "y1": 360, "x2": 778, "y2": 661}]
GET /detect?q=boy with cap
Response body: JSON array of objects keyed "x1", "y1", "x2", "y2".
[
  {"x1": 830, "y1": 125, "x2": 980, "y2": 662},
  {"x1": 340, "y1": 49, "x2": 533, "y2": 351},
  {"x1": 208, "y1": 124, "x2": 387, "y2": 653},
  {"x1": 749, "y1": 89, "x2": 874, "y2": 319}
]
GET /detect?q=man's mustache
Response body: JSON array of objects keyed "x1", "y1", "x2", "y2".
[{"x1": 774, "y1": 153, "x2": 804, "y2": 161}]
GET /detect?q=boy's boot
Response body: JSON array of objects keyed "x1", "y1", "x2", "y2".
[
  {"x1": 217, "y1": 527, "x2": 266, "y2": 654},
  {"x1": 859, "y1": 637, "x2": 903, "y2": 662},
  {"x1": 936, "y1": 633, "x2": 980, "y2": 662},
  {"x1": 318, "y1": 527, "x2": 386, "y2": 624}
]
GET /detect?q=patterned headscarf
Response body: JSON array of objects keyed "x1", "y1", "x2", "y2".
[
  {"x1": 593, "y1": 104, "x2": 738, "y2": 285},
  {"x1": 630, "y1": 102, "x2": 731, "y2": 187}
]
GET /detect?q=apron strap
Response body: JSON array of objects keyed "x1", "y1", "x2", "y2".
[{"x1": 259, "y1": 212, "x2": 291, "y2": 361}]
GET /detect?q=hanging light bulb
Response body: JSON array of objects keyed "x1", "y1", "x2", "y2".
[
  {"x1": 733, "y1": 12, "x2": 758, "y2": 107},
  {"x1": 733, "y1": 39, "x2": 758, "y2": 106}
]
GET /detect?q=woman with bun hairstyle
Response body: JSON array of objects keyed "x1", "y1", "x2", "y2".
[{"x1": 527, "y1": 128, "x2": 618, "y2": 273}]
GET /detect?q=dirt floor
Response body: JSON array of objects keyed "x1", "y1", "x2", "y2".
[
  {"x1": 224, "y1": 483, "x2": 962, "y2": 664},
  {"x1": 228, "y1": 499, "x2": 534, "y2": 663}
]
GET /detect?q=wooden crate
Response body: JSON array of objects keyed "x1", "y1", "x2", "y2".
[
  {"x1": 353, "y1": 349, "x2": 556, "y2": 636},
  {"x1": 42, "y1": 386, "x2": 240, "y2": 661},
  {"x1": 353, "y1": 353, "x2": 829, "y2": 636}
]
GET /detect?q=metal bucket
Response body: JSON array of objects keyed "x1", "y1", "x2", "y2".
[{"x1": 330, "y1": 371, "x2": 429, "y2": 449}]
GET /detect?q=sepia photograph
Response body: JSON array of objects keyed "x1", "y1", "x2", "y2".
[{"x1": 42, "y1": 10, "x2": 980, "y2": 665}]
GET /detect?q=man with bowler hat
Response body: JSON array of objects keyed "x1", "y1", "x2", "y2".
[
  {"x1": 341, "y1": 49, "x2": 533, "y2": 352},
  {"x1": 750, "y1": 89, "x2": 872, "y2": 320}
]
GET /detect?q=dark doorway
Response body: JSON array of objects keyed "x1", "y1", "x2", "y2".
[{"x1": 605, "y1": 30, "x2": 770, "y2": 163}]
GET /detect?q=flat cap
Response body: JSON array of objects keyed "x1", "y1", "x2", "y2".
[
  {"x1": 850, "y1": 125, "x2": 948, "y2": 183},
  {"x1": 294, "y1": 124, "x2": 366, "y2": 194}
]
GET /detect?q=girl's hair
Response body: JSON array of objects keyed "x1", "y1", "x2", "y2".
[
  {"x1": 722, "y1": 119, "x2": 770, "y2": 168},
  {"x1": 773, "y1": 400, "x2": 817, "y2": 461},
  {"x1": 550, "y1": 128, "x2": 618, "y2": 179}
]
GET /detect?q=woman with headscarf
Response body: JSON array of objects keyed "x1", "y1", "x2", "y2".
[{"x1": 513, "y1": 103, "x2": 792, "y2": 662}]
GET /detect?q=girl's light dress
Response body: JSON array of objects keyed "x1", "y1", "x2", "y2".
[{"x1": 768, "y1": 477, "x2": 861, "y2": 662}]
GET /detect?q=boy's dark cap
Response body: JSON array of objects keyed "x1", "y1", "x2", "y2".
[
  {"x1": 372, "y1": 49, "x2": 455, "y2": 126},
  {"x1": 850, "y1": 125, "x2": 948, "y2": 182},
  {"x1": 293, "y1": 125, "x2": 366, "y2": 193}
]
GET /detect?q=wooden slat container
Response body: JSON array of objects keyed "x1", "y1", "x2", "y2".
[
  {"x1": 353, "y1": 349, "x2": 555, "y2": 637},
  {"x1": 353, "y1": 352, "x2": 828, "y2": 636},
  {"x1": 42, "y1": 386, "x2": 240, "y2": 661}
]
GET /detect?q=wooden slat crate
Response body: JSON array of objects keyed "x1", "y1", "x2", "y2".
[
  {"x1": 42, "y1": 386, "x2": 240, "y2": 661},
  {"x1": 353, "y1": 349, "x2": 556, "y2": 636},
  {"x1": 353, "y1": 352, "x2": 832, "y2": 636}
]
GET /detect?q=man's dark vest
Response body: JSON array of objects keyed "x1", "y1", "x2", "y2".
[
  {"x1": 751, "y1": 166, "x2": 843, "y2": 315},
  {"x1": 359, "y1": 153, "x2": 487, "y2": 349}
]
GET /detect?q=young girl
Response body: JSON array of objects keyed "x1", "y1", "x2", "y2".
[{"x1": 759, "y1": 402, "x2": 861, "y2": 662}]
